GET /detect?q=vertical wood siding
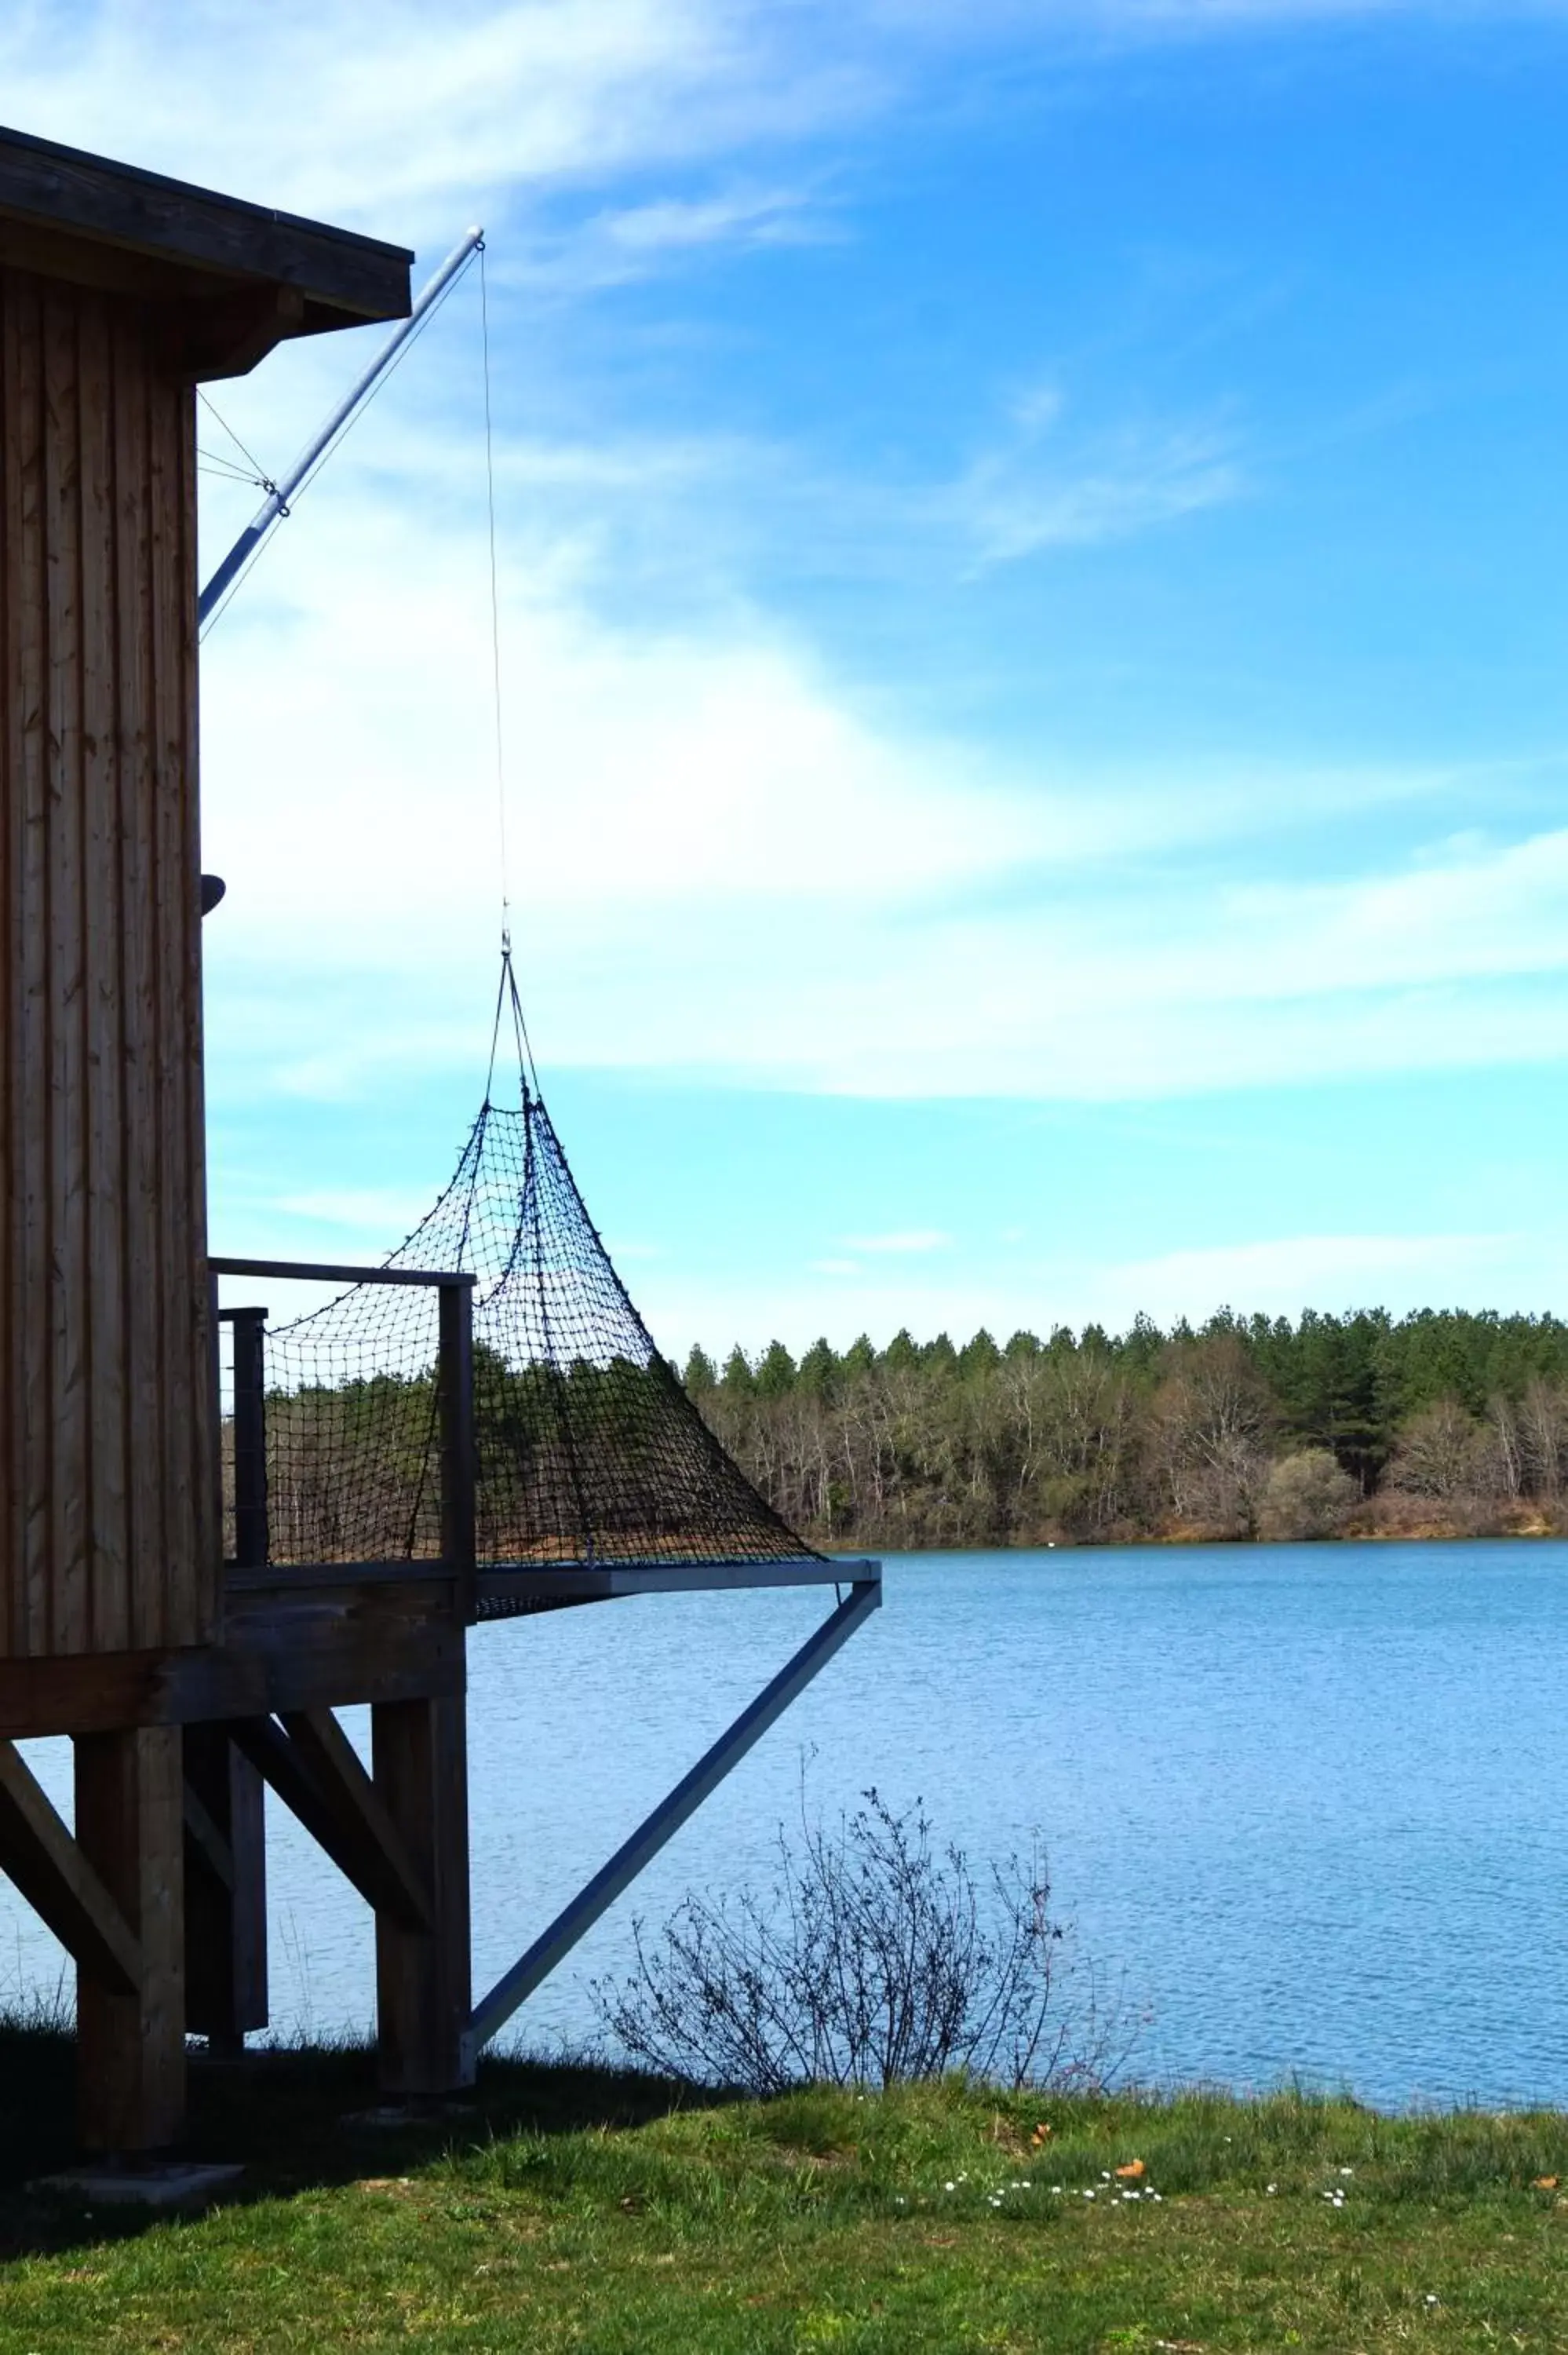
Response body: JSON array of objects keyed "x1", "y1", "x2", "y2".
[{"x1": 0, "y1": 265, "x2": 214, "y2": 1659}]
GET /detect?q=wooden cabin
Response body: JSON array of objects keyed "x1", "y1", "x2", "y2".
[
  {"x1": 0, "y1": 126, "x2": 880, "y2": 2167},
  {"x1": 0, "y1": 126, "x2": 415, "y2": 2152}
]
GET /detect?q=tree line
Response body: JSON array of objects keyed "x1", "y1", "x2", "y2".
[{"x1": 678, "y1": 1308, "x2": 1568, "y2": 1548}]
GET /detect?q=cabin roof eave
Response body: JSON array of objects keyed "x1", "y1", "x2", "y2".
[{"x1": 0, "y1": 122, "x2": 413, "y2": 376}]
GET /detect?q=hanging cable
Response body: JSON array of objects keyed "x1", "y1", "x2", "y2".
[
  {"x1": 479, "y1": 239, "x2": 512, "y2": 957},
  {"x1": 197, "y1": 389, "x2": 277, "y2": 495}
]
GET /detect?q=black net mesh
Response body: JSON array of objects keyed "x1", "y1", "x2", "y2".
[{"x1": 253, "y1": 988, "x2": 819, "y2": 1597}]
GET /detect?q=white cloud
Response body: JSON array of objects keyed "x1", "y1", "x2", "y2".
[
  {"x1": 634, "y1": 1225, "x2": 1568, "y2": 1356},
  {"x1": 15, "y1": 0, "x2": 1565, "y2": 1132},
  {"x1": 0, "y1": 3, "x2": 878, "y2": 243},
  {"x1": 195, "y1": 425, "x2": 1568, "y2": 1112},
  {"x1": 5, "y1": 0, "x2": 1548, "y2": 261}
]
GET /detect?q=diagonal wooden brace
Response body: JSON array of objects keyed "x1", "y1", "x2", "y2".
[
  {"x1": 0, "y1": 1740, "x2": 140, "y2": 1995},
  {"x1": 233, "y1": 1710, "x2": 432, "y2": 1933}
]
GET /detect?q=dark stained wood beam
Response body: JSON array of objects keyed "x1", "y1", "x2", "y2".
[
  {"x1": 73, "y1": 1729, "x2": 187, "y2": 2151},
  {"x1": 374, "y1": 1695, "x2": 472, "y2": 2096},
  {"x1": 0, "y1": 122, "x2": 411, "y2": 328},
  {"x1": 181, "y1": 1776, "x2": 235, "y2": 1893},
  {"x1": 170, "y1": 282, "x2": 307, "y2": 382},
  {"x1": 233, "y1": 1712, "x2": 432, "y2": 1933},
  {"x1": 0, "y1": 1581, "x2": 465, "y2": 1738},
  {"x1": 184, "y1": 1727, "x2": 268, "y2": 2044},
  {"x1": 0, "y1": 1740, "x2": 141, "y2": 1995}
]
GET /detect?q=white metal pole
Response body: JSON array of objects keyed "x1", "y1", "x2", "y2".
[{"x1": 198, "y1": 225, "x2": 484, "y2": 625}]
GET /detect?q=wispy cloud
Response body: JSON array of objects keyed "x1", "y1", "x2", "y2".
[
  {"x1": 5, "y1": 0, "x2": 1538, "y2": 253},
  {"x1": 945, "y1": 401, "x2": 1247, "y2": 568}
]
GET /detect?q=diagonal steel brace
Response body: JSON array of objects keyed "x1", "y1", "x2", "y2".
[{"x1": 461, "y1": 1568, "x2": 881, "y2": 2070}]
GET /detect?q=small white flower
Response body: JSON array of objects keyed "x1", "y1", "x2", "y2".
[
  {"x1": 1266, "y1": 2184, "x2": 1278, "y2": 2195},
  {"x1": 1051, "y1": 2185, "x2": 1064, "y2": 2194},
  {"x1": 1424, "y1": 2295, "x2": 1440, "y2": 2307},
  {"x1": 944, "y1": 2180, "x2": 956, "y2": 2192},
  {"x1": 1340, "y1": 2167, "x2": 1354, "y2": 2178}
]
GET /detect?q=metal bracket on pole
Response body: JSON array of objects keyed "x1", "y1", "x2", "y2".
[
  {"x1": 198, "y1": 225, "x2": 484, "y2": 627},
  {"x1": 461, "y1": 1568, "x2": 882, "y2": 2070}
]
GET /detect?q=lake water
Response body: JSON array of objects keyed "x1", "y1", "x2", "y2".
[{"x1": 4, "y1": 1541, "x2": 1566, "y2": 2111}]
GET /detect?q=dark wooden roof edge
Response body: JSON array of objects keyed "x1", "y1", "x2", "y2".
[{"x1": 0, "y1": 122, "x2": 413, "y2": 327}]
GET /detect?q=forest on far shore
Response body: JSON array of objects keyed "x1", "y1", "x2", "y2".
[{"x1": 680, "y1": 1308, "x2": 1568, "y2": 1549}]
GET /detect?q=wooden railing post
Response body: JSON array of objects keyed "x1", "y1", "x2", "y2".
[
  {"x1": 227, "y1": 1307, "x2": 269, "y2": 1571},
  {"x1": 439, "y1": 1280, "x2": 477, "y2": 1623}
]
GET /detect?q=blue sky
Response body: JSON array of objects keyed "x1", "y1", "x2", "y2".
[{"x1": 13, "y1": 1, "x2": 1568, "y2": 1353}]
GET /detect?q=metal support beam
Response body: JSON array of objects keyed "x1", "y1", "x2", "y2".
[{"x1": 462, "y1": 1572, "x2": 881, "y2": 2068}]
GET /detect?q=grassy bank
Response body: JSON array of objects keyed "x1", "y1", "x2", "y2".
[{"x1": 2, "y1": 2026, "x2": 1566, "y2": 2351}]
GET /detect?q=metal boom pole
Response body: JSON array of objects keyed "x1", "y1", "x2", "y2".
[{"x1": 198, "y1": 225, "x2": 484, "y2": 625}]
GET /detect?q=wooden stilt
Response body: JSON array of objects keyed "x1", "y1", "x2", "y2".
[
  {"x1": 371, "y1": 1694, "x2": 472, "y2": 2096},
  {"x1": 73, "y1": 1726, "x2": 185, "y2": 2152},
  {"x1": 184, "y1": 1726, "x2": 268, "y2": 2047}
]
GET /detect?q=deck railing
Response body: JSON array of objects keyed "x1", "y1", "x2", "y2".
[{"x1": 210, "y1": 1258, "x2": 478, "y2": 1620}]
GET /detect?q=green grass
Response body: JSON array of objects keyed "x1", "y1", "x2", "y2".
[{"x1": 2, "y1": 2023, "x2": 1566, "y2": 2351}]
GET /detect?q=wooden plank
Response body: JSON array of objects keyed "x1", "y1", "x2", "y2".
[
  {"x1": 211, "y1": 1258, "x2": 476, "y2": 1288},
  {"x1": 77, "y1": 286, "x2": 130, "y2": 1655},
  {"x1": 147, "y1": 347, "x2": 178, "y2": 1655},
  {"x1": 175, "y1": 368, "x2": 217, "y2": 1645},
  {"x1": 42, "y1": 276, "x2": 90, "y2": 1656},
  {"x1": 374, "y1": 1695, "x2": 472, "y2": 2096},
  {"x1": 111, "y1": 302, "x2": 166, "y2": 1655},
  {"x1": 184, "y1": 1725, "x2": 267, "y2": 2042},
  {"x1": 0, "y1": 1737, "x2": 140, "y2": 1992},
  {"x1": 147, "y1": 352, "x2": 206, "y2": 1655},
  {"x1": 74, "y1": 1725, "x2": 185, "y2": 2150},
  {"x1": 13, "y1": 272, "x2": 52, "y2": 1659},
  {"x1": 0, "y1": 272, "x2": 22, "y2": 1658}
]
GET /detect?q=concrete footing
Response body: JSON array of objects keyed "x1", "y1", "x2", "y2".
[{"x1": 31, "y1": 2161, "x2": 244, "y2": 2209}]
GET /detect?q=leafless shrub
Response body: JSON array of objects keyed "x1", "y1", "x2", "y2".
[
  {"x1": 1387, "y1": 1399, "x2": 1493, "y2": 1501},
  {"x1": 593, "y1": 1787, "x2": 1134, "y2": 2095}
]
